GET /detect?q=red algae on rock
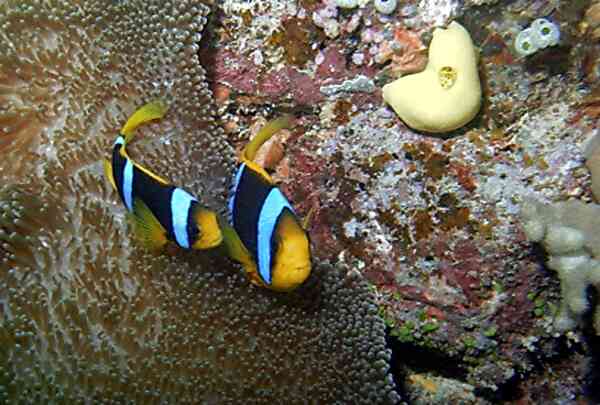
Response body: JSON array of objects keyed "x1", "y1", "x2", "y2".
[
  {"x1": 272, "y1": 16, "x2": 324, "y2": 67},
  {"x1": 376, "y1": 25, "x2": 428, "y2": 76}
]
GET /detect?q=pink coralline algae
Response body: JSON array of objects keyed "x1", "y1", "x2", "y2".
[{"x1": 374, "y1": 25, "x2": 428, "y2": 76}]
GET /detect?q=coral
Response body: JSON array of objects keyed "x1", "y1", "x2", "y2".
[
  {"x1": 415, "y1": 0, "x2": 461, "y2": 27},
  {"x1": 382, "y1": 22, "x2": 481, "y2": 133},
  {"x1": 198, "y1": 0, "x2": 600, "y2": 401},
  {"x1": 271, "y1": 16, "x2": 322, "y2": 67},
  {"x1": 0, "y1": 0, "x2": 400, "y2": 403},
  {"x1": 335, "y1": 0, "x2": 360, "y2": 9},
  {"x1": 320, "y1": 75, "x2": 376, "y2": 96},
  {"x1": 312, "y1": 3, "x2": 341, "y2": 39},
  {"x1": 520, "y1": 198, "x2": 600, "y2": 335},
  {"x1": 404, "y1": 372, "x2": 479, "y2": 405},
  {"x1": 583, "y1": 0, "x2": 600, "y2": 39},
  {"x1": 584, "y1": 131, "x2": 600, "y2": 201}
]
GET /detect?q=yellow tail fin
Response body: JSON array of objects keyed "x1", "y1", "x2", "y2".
[
  {"x1": 241, "y1": 115, "x2": 293, "y2": 163},
  {"x1": 103, "y1": 159, "x2": 117, "y2": 191},
  {"x1": 121, "y1": 100, "x2": 169, "y2": 144}
]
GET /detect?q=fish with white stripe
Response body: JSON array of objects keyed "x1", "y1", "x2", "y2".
[
  {"x1": 222, "y1": 116, "x2": 312, "y2": 292},
  {"x1": 103, "y1": 100, "x2": 223, "y2": 251}
]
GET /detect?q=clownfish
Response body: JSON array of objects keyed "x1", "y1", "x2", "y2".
[
  {"x1": 103, "y1": 100, "x2": 222, "y2": 251},
  {"x1": 222, "y1": 116, "x2": 312, "y2": 292}
]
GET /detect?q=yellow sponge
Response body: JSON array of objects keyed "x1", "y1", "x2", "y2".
[{"x1": 382, "y1": 21, "x2": 482, "y2": 133}]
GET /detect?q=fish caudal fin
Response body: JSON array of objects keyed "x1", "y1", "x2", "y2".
[
  {"x1": 103, "y1": 159, "x2": 117, "y2": 191},
  {"x1": 241, "y1": 115, "x2": 293, "y2": 163},
  {"x1": 131, "y1": 198, "x2": 168, "y2": 251},
  {"x1": 121, "y1": 100, "x2": 169, "y2": 144}
]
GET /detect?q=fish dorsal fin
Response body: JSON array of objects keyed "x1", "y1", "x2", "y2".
[
  {"x1": 131, "y1": 198, "x2": 168, "y2": 251},
  {"x1": 121, "y1": 100, "x2": 169, "y2": 143},
  {"x1": 117, "y1": 134, "x2": 170, "y2": 186},
  {"x1": 115, "y1": 101, "x2": 171, "y2": 186},
  {"x1": 242, "y1": 160, "x2": 274, "y2": 184},
  {"x1": 132, "y1": 160, "x2": 170, "y2": 186}
]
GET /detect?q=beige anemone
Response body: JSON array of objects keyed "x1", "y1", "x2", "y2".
[{"x1": 0, "y1": 1, "x2": 399, "y2": 403}]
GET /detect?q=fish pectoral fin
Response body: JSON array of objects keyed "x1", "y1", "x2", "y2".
[
  {"x1": 103, "y1": 159, "x2": 117, "y2": 191},
  {"x1": 131, "y1": 198, "x2": 168, "y2": 251},
  {"x1": 121, "y1": 99, "x2": 169, "y2": 143},
  {"x1": 220, "y1": 223, "x2": 263, "y2": 285},
  {"x1": 221, "y1": 224, "x2": 251, "y2": 263}
]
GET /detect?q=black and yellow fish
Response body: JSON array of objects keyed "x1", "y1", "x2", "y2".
[
  {"x1": 104, "y1": 101, "x2": 222, "y2": 251},
  {"x1": 222, "y1": 116, "x2": 312, "y2": 292}
]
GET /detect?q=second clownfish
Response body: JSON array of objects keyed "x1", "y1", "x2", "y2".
[
  {"x1": 222, "y1": 116, "x2": 312, "y2": 292},
  {"x1": 103, "y1": 101, "x2": 223, "y2": 251}
]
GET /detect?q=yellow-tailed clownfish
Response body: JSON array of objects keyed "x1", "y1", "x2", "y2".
[
  {"x1": 103, "y1": 100, "x2": 222, "y2": 251},
  {"x1": 222, "y1": 116, "x2": 311, "y2": 292}
]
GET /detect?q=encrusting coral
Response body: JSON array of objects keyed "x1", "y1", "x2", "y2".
[
  {"x1": 584, "y1": 131, "x2": 600, "y2": 201},
  {"x1": 520, "y1": 198, "x2": 600, "y2": 335},
  {"x1": 0, "y1": 1, "x2": 400, "y2": 403},
  {"x1": 520, "y1": 133, "x2": 600, "y2": 336}
]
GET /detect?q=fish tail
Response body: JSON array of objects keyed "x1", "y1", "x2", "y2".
[
  {"x1": 241, "y1": 115, "x2": 293, "y2": 163},
  {"x1": 103, "y1": 159, "x2": 117, "y2": 191},
  {"x1": 121, "y1": 100, "x2": 169, "y2": 144}
]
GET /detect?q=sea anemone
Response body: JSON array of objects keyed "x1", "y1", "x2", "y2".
[{"x1": 0, "y1": 1, "x2": 400, "y2": 402}]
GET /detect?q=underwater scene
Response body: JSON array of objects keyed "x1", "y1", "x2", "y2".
[{"x1": 1, "y1": 0, "x2": 600, "y2": 403}]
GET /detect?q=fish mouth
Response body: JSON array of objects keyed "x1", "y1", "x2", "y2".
[{"x1": 273, "y1": 264, "x2": 311, "y2": 292}]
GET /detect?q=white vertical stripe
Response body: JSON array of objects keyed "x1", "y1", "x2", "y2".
[
  {"x1": 123, "y1": 160, "x2": 134, "y2": 212},
  {"x1": 171, "y1": 188, "x2": 196, "y2": 249}
]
